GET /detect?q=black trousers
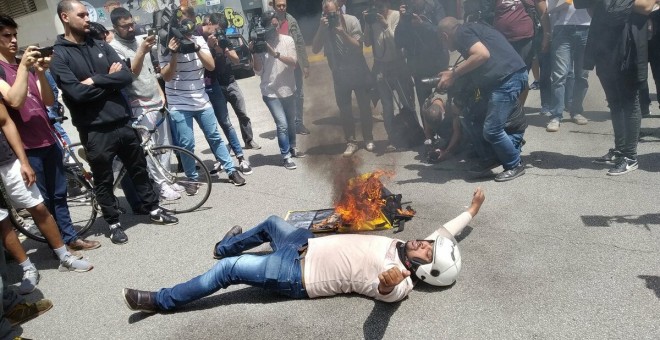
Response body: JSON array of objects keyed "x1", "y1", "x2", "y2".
[
  {"x1": 332, "y1": 71, "x2": 374, "y2": 142},
  {"x1": 221, "y1": 81, "x2": 255, "y2": 144},
  {"x1": 641, "y1": 14, "x2": 660, "y2": 110},
  {"x1": 79, "y1": 123, "x2": 159, "y2": 225}
]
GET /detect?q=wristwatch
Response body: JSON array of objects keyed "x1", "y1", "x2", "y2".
[{"x1": 274, "y1": 52, "x2": 281, "y2": 59}]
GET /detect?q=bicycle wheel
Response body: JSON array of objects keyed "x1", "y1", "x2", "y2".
[
  {"x1": 147, "y1": 145, "x2": 212, "y2": 213},
  {"x1": 65, "y1": 168, "x2": 98, "y2": 236}
]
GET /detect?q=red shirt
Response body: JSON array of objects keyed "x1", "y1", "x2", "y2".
[
  {"x1": 278, "y1": 19, "x2": 290, "y2": 35},
  {"x1": 0, "y1": 61, "x2": 56, "y2": 149},
  {"x1": 494, "y1": 0, "x2": 535, "y2": 42}
]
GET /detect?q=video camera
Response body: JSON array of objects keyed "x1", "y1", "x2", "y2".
[
  {"x1": 249, "y1": 15, "x2": 276, "y2": 54},
  {"x1": 214, "y1": 29, "x2": 233, "y2": 49},
  {"x1": 365, "y1": 5, "x2": 378, "y2": 24},
  {"x1": 326, "y1": 12, "x2": 340, "y2": 28},
  {"x1": 153, "y1": 7, "x2": 197, "y2": 55}
]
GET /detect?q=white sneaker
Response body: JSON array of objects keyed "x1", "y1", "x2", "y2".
[
  {"x1": 160, "y1": 184, "x2": 181, "y2": 201},
  {"x1": 15, "y1": 266, "x2": 40, "y2": 295},
  {"x1": 210, "y1": 162, "x2": 223, "y2": 179},
  {"x1": 170, "y1": 182, "x2": 185, "y2": 192},
  {"x1": 343, "y1": 143, "x2": 358, "y2": 157},
  {"x1": 238, "y1": 160, "x2": 253, "y2": 175}
]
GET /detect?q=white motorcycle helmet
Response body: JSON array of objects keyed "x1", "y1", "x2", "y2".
[{"x1": 413, "y1": 228, "x2": 462, "y2": 286}]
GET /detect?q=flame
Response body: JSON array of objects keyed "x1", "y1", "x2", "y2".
[{"x1": 334, "y1": 171, "x2": 394, "y2": 230}]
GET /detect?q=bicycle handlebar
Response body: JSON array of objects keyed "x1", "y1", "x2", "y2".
[{"x1": 130, "y1": 105, "x2": 169, "y2": 134}]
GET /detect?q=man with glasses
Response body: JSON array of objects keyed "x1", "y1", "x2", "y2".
[
  {"x1": 122, "y1": 188, "x2": 485, "y2": 312},
  {"x1": 273, "y1": 0, "x2": 311, "y2": 135}
]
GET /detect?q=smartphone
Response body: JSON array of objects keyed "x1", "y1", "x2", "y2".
[
  {"x1": 123, "y1": 58, "x2": 131, "y2": 69},
  {"x1": 36, "y1": 46, "x2": 54, "y2": 58},
  {"x1": 147, "y1": 28, "x2": 157, "y2": 37}
]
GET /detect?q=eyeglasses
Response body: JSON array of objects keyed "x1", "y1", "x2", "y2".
[{"x1": 115, "y1": 22, "x2": 135, "y2": 30}]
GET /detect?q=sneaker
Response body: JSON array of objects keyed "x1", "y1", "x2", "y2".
[
  {"x1": 182, "y1": 182, "x2": 200, "y2": 196},
  {"x1": 296, "y1": 124, "x2": 310, "y2": 135},
  {"x1": 122, "y1": 288, "x2": 159, "y2": 313},
  {"x1": 540, "y1": 109, "x2": 552, "y2": 117},
  {"x1": 607, "y1": 157, "x2": 638, "y2": 176},
  {"x1": 571, "y1": 114, "x2": 588, "y2": 125},
  {"x1": 228, "y1": 171, "x2": 246, "y2": 186},
  {"x1": 15, "y1": 266, "x2": 40, "y2": 295},
  {"x1": 160, "y1": 184, "x2": 181, "y2": 201},
  {"x1": 546, "y1": 117, "x2": 561, "y2": 132},
  {"x1": 150, "y1": 209, "x2": 179, "y2": 225},
  {"x1": 109, "y1": 225, "x2": 128, "y2": 244},
  {"x1": 365, "y1": 141, "x2": 375, "y2": 152},
  {"x1": 290, "y1": 147, "x2": 307, "y2": 158},
  {"x1": 238, "y1": 159, "x2": 253, "y2": 175},
  {"x1": 343, "y1": 142, "x2": 358, "y2": 157},
  {"x1": 245, "y1": 140, "x2": 262, "y2": 150},
  {"x1": 58, "y1": 254, "x2": 94, "y2": 272},
  {"x1": 209, "y1": 162, "x2": 223, "y2": 179},
  {"x1": 5, "y1": 299, "x2": 53, "y2": 326},
  {"x1": 529, "y1": 81, "x2": 540, "y2": 90},
  {"x1": 593, "y1": 149, "x2": 620, "y2": 165},
  {"x1": 385, "y1": 144, "x2": 397, "y2": 152},
  {"x1": 283, "y1": 159, "x2": 297, "y2": 170},
  {"x1": 494, "y1": 163, "x2": 526, "y2": 182},
  {"x1": 170, "y1": 182, "x2": 185, "y2": 192}
]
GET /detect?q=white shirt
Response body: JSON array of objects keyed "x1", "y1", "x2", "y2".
[
  {"x1": 256, "y1": 34, "x2": 297, "y2": 98},
  {"x1": 304, "y1": 212, "x2": 473, "y2": 302},
  {"x1": 158, "y1": 35, "x2": 212, "y2": 111},
  {"x1": 548, "y1": 0, "x2": 591, "y2": 27},
  {"x1": 369, "y1": 10, "x2": 404, "y2": 63}
]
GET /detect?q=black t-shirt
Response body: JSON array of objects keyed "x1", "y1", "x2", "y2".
[
  {"x1": 454, "y1": 22, "x2": 525, "y2": 88},
  {"x1": 214, "y1": 52, "x2": 235, "y2": 87},
  {"x1": 0, "y1": 130, "x2": 17, "y2": 166}
]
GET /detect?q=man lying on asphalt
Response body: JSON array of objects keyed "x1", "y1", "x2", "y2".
[{"x1": 123, "y1": 188, "x2": 485, "y2": 312}]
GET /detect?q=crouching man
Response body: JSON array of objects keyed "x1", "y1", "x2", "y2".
[
  {"x1": 122, "y1": 188, "x2": 485, "y2": 312},
  {"x1": 437, "y1": 17, "x2": 528, "y2": 182}
]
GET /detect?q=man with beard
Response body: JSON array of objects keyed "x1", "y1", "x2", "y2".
[
  {"x1": 122, "y1": 188, "x2": 485, "y2": 312},
  {"x1": 50, "y1": 0, "x2": 178, "y2": 245}
]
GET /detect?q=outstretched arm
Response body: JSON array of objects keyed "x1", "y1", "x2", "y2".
[{"x1": 430, "y1": 188, "x2": 485, "y2": 238}]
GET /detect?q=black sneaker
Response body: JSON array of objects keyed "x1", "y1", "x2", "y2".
[
  {"x1": 245, "y1": 140, "x2": 262, "y2": 150},
  {"x1": 283, "y1": 159, "x2": 297, "y2": 170},
  {"x1": 150, "y1": 209, "x2": 179, "y2": 225},
  {"x1": 607, "y1": 157, "x2": 638, "y2": 176},
  {"x1": 593, "y1": 149, "x2": 620, "y2": 165},
  {"x1": 494, "y1": 163, "x2": 526, "y2": 182},
  {"x1": 110, "y1": 226, "x2": 128, "y2": 244},
  {"x1": 296, "y1": 124, "x2": 310, "y2": 135},
  {"x1": 290, "y1": 147, "x2": 307, "y2": 158},
  {"x1": 228, "y1": 171, "x2": 246, "y2": 186}
]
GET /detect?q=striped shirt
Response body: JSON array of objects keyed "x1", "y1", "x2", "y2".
[{"x1": 158, "y1": 35, "x2": 211, "y2": 111}]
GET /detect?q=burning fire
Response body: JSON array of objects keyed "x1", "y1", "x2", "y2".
[{"x1": 334, "y1": 171, "x2": 394, "y2": 230}]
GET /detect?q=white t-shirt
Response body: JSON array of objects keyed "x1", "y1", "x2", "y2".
[
  {"x1": 158, "y1": 35, "x2": 212, "y2": 111},
  {"x1": 304, "y1": 211, "x2": 473, "y2": 302},
  {"x1": 255, "y1": 34, "x2": 297, "y2": 98},
  {"x1": 369, "y1": 10, "x2": 404, "y2": 63}
]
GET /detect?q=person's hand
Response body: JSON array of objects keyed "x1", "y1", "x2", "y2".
[
  {"x1": 399, "y1": 4, "x2": 407, "y2": 14},
  {"x1": 20, "y1": 46, "x2": 40, "y2": 68},
  {"x1": 468, "y1": 187, "x2": 485, "y2": 217},
  {"x1": 20, "y1": 162, "x2": 36, "y2": 187},
  {"x1": 266, "y1": 43, "x2": 276, "y2": 57},
  {"x1": 207, "y1": 34, "x2": 219, "y2": 50},
  {"x1": 376, "y1": 13, "x2": 388, "y2": 28},
  {"x1": 378, "y1": 267, "x2": 411, "y2": 294},
  {"x1": 108, "y1": 62, "x2": 122, "y2": 74},
  {"x1": 541, "y1": 35, "x2": 550, "y2": 53},
  {"x1": 167, "y1": 37, "x2": 180, "y2": 53},
  {"x1": 320, "y1": 15, "x2": 329, "y2": 28},
  {"x1": 303, "y1": 67, "x2": 309, "y2": 78},
  {"x1": 248, "y1": 41, "x2": 255, "y2": 52},
  {"x1": 437, "y1": 70, "x2": 455, "y2": 92},
  {"x1": 139, "y1": 35, "x2": 156, "y2": 54},
  {"x1": 411, "y1": 13, "x2": 422, "y2": 25},
  {"x1": 81, "y1": 78, "x2": 94, "y2": 85},
  {"x1": 428, "y1": 149, "x2": 447, "y2": 163},
  {"x1": 34, "y1": 57, "x2": 51, "y2": 73}
]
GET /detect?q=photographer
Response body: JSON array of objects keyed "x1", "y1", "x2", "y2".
[
  {"x1": 394, "y1": 0, "x2": 449, "y2": 110},
  {"x1": 312, "y1": 0, "x2": 374, "y2": 156},
  {"x1": 199, "y1": 13, "x2": 252, "y2": 175},
  {"x1": 252, "y1": 11, "x2": 305, "y2": 170},
  {"x1": 158, "y1": 9, "x2": 246, "y2": 187},
  {"x1": 364, "y1": 0, "x2": 417, "y2": 152},
  {"x1": 437, "y1": 17, "x2": 528, "y2": 182}
]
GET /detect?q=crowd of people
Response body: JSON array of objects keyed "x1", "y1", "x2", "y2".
[{"x1": 0, "y1": 0, "x2": 658, "y2": 337}]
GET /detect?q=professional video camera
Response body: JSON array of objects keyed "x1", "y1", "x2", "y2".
[
  {"x1": 365, "y1": 5, "x2": 378, "y2": 24},
  {"x1": 153, "y1": 7, "x2": 197, "y2": 55},
  {"x1": 326, "y1": 12, "x2": 340, "y2": 28},
  {"x1": 249, "y1": 15, "x2": 276, "y2": 54},
  {"x1": 214, "y1": 29, "x2": 233, "y2": 49}
]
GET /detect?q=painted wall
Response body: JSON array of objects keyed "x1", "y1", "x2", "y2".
[{"x1": 13, "y1": 0, "x2": 63, "y2": 47}]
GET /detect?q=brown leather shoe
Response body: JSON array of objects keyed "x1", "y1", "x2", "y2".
[
  {"x1": 67, "y1": 238, "x2": 101, "y2": 251},
  {"x1": 123, "y1": 288, "x2": 159, "y2": 313}
]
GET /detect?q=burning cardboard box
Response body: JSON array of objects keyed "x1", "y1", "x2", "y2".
[{"x1": 285, "y1": 171, "x2": 415, "y2": 233}]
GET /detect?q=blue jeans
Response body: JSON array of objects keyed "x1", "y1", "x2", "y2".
[
  {"x1": 169, "y1": 107, "x2": 235, "y2": 179},
  {"x1": 206, "y1": 84, "x2": 244, "y2": 158},
  {"x1": 484, "y1": 69, "x2": 527, "y2": 170},
  {"x1": 550, "y1": 25, "x2": 589, "y2": 118},
  {"x1": 262, "y1": 96, "x2": 297, "y2": 159},
  {"x1": 26, "y1": 144, "x2": 78, "y2": 244},
  {"x1": 156, "y1": 216, "x2": 312, "y2": 310}
]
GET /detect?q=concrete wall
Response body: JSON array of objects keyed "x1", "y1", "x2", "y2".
[{"x1": 12, "y1": 0, "x2": 63, "y2": 47}]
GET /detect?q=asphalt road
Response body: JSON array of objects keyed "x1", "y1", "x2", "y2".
[{"x1": 9, "y1": 52, "x2": 660, "y2": 339}]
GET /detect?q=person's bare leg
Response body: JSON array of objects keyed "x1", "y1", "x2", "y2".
[
  {"x1": 532, "y1": 59, "x2": 540, "y2": 82},
  {"x1": 25, "y1": 204, "x2": 65, "y2": 250},
  {"x1": 0, "y1": 219, "x2": 28, "y2": 263}
]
